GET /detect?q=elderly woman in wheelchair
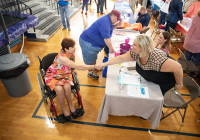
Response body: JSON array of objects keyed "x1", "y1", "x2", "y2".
[{"x1": 44, "y1": 38, "x2": 99, "y2": 123}]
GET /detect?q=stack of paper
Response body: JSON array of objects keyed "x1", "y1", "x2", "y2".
[
  {"x1": 118, "y1": 73, "x2": 141, "y2": 86},
  {"x1": 127, "y1": 86, "x2": 149, "y2": 98}
]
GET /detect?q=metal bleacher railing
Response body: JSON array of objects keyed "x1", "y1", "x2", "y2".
[
  {"x1": 0, "y1": 0, "x2": 36, "y2": 55},
  {"x1": 0, "y1": 0, "x2": 35, "y2": 31},
  {"x1": 41, "y1": 0, "x2": 59, "y2": 13},
  {"x1": 0, "y1": 11, "x2": 11, "y2": 55},
  {"x1": 40, "y1": 0, "x2": 79, "y2": 15}
]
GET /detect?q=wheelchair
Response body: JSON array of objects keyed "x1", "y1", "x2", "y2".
[{"x1": 37, "y1": 53, "x2": 84, "y2": 123}]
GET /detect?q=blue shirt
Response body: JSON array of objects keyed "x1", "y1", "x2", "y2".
[
  {"x1": 136, "y1": 12, "x2": 151, "y2": 27},
  {"x1": 80, "y1": 14, "x2": 113, "y2": 48},
  {"x1": 58, "y1": 0, "x2": 69, "y2": 6},
  {"x1": 167, "y1": 0, "x2": 183, "y2": 23}
]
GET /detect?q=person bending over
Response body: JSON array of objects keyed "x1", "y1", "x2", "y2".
[
  {"x1": 100, "y1": 35, "x2": 183, "y2": 95},
  {"x1": 79, "y1": 10, "x2": 122, "y2": 80}
]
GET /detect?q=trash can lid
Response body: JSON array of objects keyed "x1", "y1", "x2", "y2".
[{"x1": 0, "y1": 53, "x2": 29, "y2": 72}]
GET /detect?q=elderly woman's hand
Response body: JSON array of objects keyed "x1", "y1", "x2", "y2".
[
  {"x1": 94, "y1": 63, "x2": 102, "y2": 70},
  {"x1": 94, "y1": 63, "x2": 107, "y2": 70}
]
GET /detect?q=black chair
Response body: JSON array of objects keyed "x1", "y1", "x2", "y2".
[
  {"x1": 161, "y1": 76, "x2": 200, "y2": 124},
  {"x1": 37, "y1": 53, "x2": 84, "y2": 122}
]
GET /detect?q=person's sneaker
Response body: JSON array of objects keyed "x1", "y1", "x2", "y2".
[
  {"x1": 68, "y1": 27, "x2": 71, "y2": 31},
  {"x1": 158, "y1": 24, "x2": 165, "y2": 29},
  {"x1": 85, "y1": 12, "x2": 87, "y2": 15},
  {"x1": 81, "y1": 11, "x2": 83, "y2": 14},
  {"x1": 88, "y1": 71, "x2": 99, "y2": 80},
  {"x1": 62, "y1": 27, "x2": 66, "y2": 30}
]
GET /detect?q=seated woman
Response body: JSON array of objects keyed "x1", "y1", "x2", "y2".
[
  {"x1": 183, "y1": 0, "x2": 200, "y2": 18},
  {"x1": 44, "y1": 38, "x2": 98, "y2": 123},
  {"x1": 156, "y1": 31, "x2": 171, "y2": 55},
  {"x1": 100, "y1": 35, "x2": 183, "y2": 95}
]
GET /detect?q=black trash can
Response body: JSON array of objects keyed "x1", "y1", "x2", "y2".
[{"x1": 0, "y1": 53, "x2": 32, "y2": 97}]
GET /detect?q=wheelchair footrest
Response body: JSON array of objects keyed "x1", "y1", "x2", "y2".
[{"x1": 71, "y1": 107, "x2": 85, "y2": 119}]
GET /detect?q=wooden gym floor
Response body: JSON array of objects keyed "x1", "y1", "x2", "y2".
[{"x1": 0, "y1": 0, "x2": 199, "y2": 139}]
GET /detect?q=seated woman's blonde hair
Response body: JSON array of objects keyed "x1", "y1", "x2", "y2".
[{"x1": 135, "y1": 35, "x2": 154, "y2": 57}]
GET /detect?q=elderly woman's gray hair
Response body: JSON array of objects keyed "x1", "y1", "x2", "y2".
[{"x1": 135, "y1": 35, "x2": 154, "y2": 57}]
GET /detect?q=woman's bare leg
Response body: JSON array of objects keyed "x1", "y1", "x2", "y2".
[
  {"x1": 54, "y1": 86, "x2": 70, "y2": 117},
  {"x1": 63, "y1": 83, "x2": 76, "y2": 113}
]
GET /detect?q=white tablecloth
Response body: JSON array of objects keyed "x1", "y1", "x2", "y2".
[
  {"x1": 97, "y1": 31, "x2": 164, "y2": 129},
  {"x1": 96, "y1": 60, "x2": 164, "y2": 129}
]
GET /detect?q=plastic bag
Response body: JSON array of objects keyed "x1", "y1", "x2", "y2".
[{"x1": 130, "y1": 23, "x2": 142, "y2": 31}]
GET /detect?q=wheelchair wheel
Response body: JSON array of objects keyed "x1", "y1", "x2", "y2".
[
  {"x1": 73, "y1": 74, "x2": 80, "y2": 91},
  {"x1": 71, "y1": 89, "x2": 78, "y2": 98},
  {"x1": 43, "y1": 96, "x2": 48, "y2": 105},
  {"x1": 50, "y1": 109, "x2": 54, "y2": 116}
]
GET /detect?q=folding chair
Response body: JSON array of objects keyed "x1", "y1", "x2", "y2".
[
  {"x1": 161, "y1": 76, "x2": 200, "y2": 124},
  {"x1": 151, "y1": 19, "x2": 164, "y2": 40},
  {"x1": 169, "y1": 27, "x2": 184, "y2": 49},
  {"x1": 177, "y1": 48, "x2": 199, "y2": 76}
]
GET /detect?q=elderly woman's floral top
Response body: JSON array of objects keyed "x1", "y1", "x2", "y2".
[{"x1": 44, "y1": 49, "x2": 75, "y2": 91}]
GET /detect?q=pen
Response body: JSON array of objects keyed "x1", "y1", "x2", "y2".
[{"x1": 119, "y1": 66, "x2": 124, "y2": 90}]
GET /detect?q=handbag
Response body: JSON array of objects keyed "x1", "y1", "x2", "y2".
[{"x1": 120, "y1": 43, "x2": 131, "y2": 55}]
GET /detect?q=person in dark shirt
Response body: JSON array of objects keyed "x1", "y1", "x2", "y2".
[
  {"x1": 136, "y1": 6, "x2": 151, "y2": 30},
  {"x1": 165, "y1": 0, "x2": 183, "y2": 32}
]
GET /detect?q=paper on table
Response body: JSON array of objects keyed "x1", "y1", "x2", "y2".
[
  {"x1": 127, "y1": 86, "x2": 149, "y2": 98},
  {"x1": 118, "y1": 73, "x2": 141, "y2": 86}
]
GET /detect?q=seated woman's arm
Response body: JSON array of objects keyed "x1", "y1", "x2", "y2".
[
  {"x1": 160, "y1": 58, "x2": 183, "y2": 90},
  {"x1": 56, "y1": 56, "x2": 95, "y2": 70}
]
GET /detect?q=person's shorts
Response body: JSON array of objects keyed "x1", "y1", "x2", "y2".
[{"x1": 79, "y1": 38, "x2": 103, "y2": 65}]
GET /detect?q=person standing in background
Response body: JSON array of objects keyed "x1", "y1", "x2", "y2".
[
  {"x1": 158, "y1": 0, "x2": 171, "y2": 28},
  {"x1": 55, "y1": 0, "x2": 71, "y2": 31},
  {"x1": 183, "y1": 0, "x2": 200, "y2": 18},
  {"x1": 183, "y1": 9, "x2": 200, "y2": 67},
  {"x1": 97, "y1": 0, "x2": 105, "y2": 14},
  {"x1": 165, "y1": 0, "x2": 183, "y2": 32},
  {"x1": 130, "y1": 0, "x2": 138, "y2": 14},
  {"x1": 183, "y1": 0, "x2": 194, "y2": 14},
  {"x1": 81, "y1": 0, "x2": 89, "y2": 15}
]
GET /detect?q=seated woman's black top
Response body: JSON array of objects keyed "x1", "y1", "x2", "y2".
[{"x1": 130, "y1": 48, "x2": 176, "y2": 95}]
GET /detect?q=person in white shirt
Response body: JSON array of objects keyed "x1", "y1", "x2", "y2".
[{"x1": 159, "y1": 0, "x2": 171, "y2": 26}]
